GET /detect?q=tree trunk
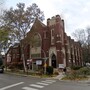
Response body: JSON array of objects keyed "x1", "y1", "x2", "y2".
[
  {"x1": 21, "y1": 44, "x2": 27, "y2": 73},
  {"x1": 22, "y1": 53, "x2": 27, "y2": 72}
]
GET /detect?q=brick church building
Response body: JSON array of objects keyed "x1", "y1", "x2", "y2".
[{"x1": 6, "y1": 15, "x2": 83, "y2": 70}]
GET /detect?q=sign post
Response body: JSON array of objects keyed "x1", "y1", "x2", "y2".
[
  {"x1": 43, "y1": 58, "x2": 48, "y2": 74},
  {"x1": 27, "y1": 59, "x2": 32, "y2": 70},
  {"x1": 41, "y1": 49, "x2": 48, "y2": 74},
  {"x1": 44, "y1": 59, "x2": 47, "y2": 74},
  {"x1": 36, "y1": 60, "x2": 42, "y2": 70}
]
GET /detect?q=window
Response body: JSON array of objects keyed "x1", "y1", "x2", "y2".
[
  {"x1": 31, "y1": 54, "x2": 41, "y2": 58},
  {"x1": 51, "y1": 29, "x2": 54, "y2": 45},
  {"x1": 30, "y1": 33, "x2": 41, "y2": 58},
  {"x1": 32, "y1": 34, "x2": 41, "y2": 47}
]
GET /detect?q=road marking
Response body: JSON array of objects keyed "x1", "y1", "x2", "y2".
[
  {"x1": 41, "y1": 81, "x2": 53, "y2": 83},
  {"x1": 45, "y1": 80, "x2": 56, "y2": 82},
  {"x1": 30, "y1": 84, "x2": 44, "y2": 88},
  {"x1": 22, "y1": 87, "x2": 38, "y2": 90},
  {"x1": 0, "y1": 82, "x2": 24, "y2": 90},
  {"x1": 45, "y1": 80, "x2": 56, "y2": 83},
  {"x1": 37, "y1": 82, "x2": 49, "y2": 85},
  {"x1": 22, "y1": 80, "x2": 56, "y2": 90}
]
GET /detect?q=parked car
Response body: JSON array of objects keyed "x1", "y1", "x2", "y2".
[{"x1": 0, "y1": 57, "x2": 4, "y2": 73}]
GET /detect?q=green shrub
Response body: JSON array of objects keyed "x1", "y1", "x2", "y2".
[
  {"x1": 71, "y1": 66, "x2": 81, "y2": 70},
  {"x1": 62, "y1": 70, "x2": 78, "y2": 80},
  {"x1": 62, "y1": 67, "x2": 90, "y2": 80},
  {"x1": 46, "y1": 66, "x2": 53, "y2": 75},
  {"x1": 79, "y1": 67, "x2": 90, "y2": 75},
  {"x1": 63, "y1": 70, "x2": 87, "y2": 80},
  {"x1": 53, "y1": 71, "x2": 59, "y2": 75}
]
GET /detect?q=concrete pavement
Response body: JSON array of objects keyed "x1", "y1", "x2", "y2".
[
  {"x1": 4, "y1": 70, "x2": 90, "y2": 84},
  {"x1": 53, "y1": 72, "x2": 65, "y2": 80}
]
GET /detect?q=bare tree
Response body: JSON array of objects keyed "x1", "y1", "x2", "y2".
[
  {"x1": 1, "y1": 2, "x2": 44, "y2": 72},
  {"x1": 72, "y1": 29, "x2": 86, "y2": 45},
  {"x1": 72, "y1": 28, "x2": 90, "y2": 64},
  {"x1": 86, "y1": 28, "x2": 90, "y2": 45}
]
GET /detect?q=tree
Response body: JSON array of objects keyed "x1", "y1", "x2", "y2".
[
  {"x1": 0, "y1": 26, "x2": 11, "y2": 55},
  {"x1": 0, "y1": 0, "x2": 8, "y2": 54},
  {"x1": 86, "y1": 28, "x2": 90, "y2": 63},
  {"x1": 2, "y1": 3, "x2": 44, "y2": 41},
  {"x1": 0, "y1": 0, "x2": 5, "y2": 5},
  {"x1": 72, "y1": 28, "x2": 90, "y2": 64},
  {"x1": 72, "y1": 29, "x2": 86, "y2": 45},
  {"x1": 0, "y1": 0, "x2": 5, "y2": 14},
  {"x1": 1, "y1": 2, "x2": 44, "y2": 72}
]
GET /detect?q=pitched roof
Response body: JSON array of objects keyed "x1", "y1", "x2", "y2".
[{"x1": 33, "y1": 18, "x2": 46, "y2": 27}]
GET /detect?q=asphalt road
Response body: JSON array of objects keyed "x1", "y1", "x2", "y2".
[{"x1": 0, "y1": 73, "x2": 90, "y2": 90}]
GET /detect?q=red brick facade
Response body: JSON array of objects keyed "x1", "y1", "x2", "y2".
[{"x1": 6, "y1": 15, "x2": 83, "y2": 69}]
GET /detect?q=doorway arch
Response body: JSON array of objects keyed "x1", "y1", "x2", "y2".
[{"x1": 51, "y1": 54, "x2": 56, "y2": 68}]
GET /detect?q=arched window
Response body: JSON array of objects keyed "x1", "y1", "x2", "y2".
[
  {"x1": 31, "y1": 33, "x2": 41, "y2": 47},
  {"x1": 30, "y1": 33, "x2": 42, "y2": 58}
]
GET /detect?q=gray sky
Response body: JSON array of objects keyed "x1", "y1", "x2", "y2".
[{"x1": 5, "y1": 0, "x2": 90, "y2": 37}]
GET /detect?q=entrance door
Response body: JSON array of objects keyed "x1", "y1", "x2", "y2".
[{"x1": 51, "y1": 54, "x2": 56, "y2": 68}]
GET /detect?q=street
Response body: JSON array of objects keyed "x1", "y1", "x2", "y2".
[{"x1": 0, "y1": 73, "x2": 90, "y2": 90}]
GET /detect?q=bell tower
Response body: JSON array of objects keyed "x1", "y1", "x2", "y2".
[{"x1": 47, "y1": 15, "x2": 66, "y2": 68}]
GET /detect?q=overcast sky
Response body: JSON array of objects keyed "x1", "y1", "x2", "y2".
[{"x1": 6, "y1": 0, "x2": 90, "y2": 37}]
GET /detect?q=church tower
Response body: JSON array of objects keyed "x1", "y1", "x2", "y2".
[{"x1": 47, "y1": 15, "x2": 66, "y2": 68}]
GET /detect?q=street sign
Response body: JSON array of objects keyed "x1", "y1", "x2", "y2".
[
  {"x1": 59, "y1": 64, "x2": 64, "y2": 68},
  {"x1": 27, "y1": 59, "x2": 32, "y2": 65},
  {"x1": 36, "y1": 60, "x2": 42, "y2": 65},
  {"x1": 43, "y1": 57, "x2": 49, "y2": 61}
]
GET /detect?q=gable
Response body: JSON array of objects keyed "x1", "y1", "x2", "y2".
[{"x1": 27, "y1": 18, "x2": 46, "y2": 37}]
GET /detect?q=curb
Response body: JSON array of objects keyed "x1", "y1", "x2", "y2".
[
  {"x1": 4, "y1": 71, "x2": 57, "y2": 79},
  {"x1": 59, "y1": 79, "x2": 90, "y2": 84},
  {"x1": 4, "y1": 72, "x2": 41, "y2": 78},
  {"x1": 5, "y1": 71, "x2": 90, "y2": 83}
]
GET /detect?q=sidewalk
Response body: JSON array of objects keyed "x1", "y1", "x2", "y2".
[
  {"x1": 53, "y1": 72, "x2": 65, "y2": 80},
  {"x1": 5, "y1": 70, "x2": 90, "y2": 83},
  {"x1": 53, "y1": 72, "x2": 90, "y2": 84}
]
